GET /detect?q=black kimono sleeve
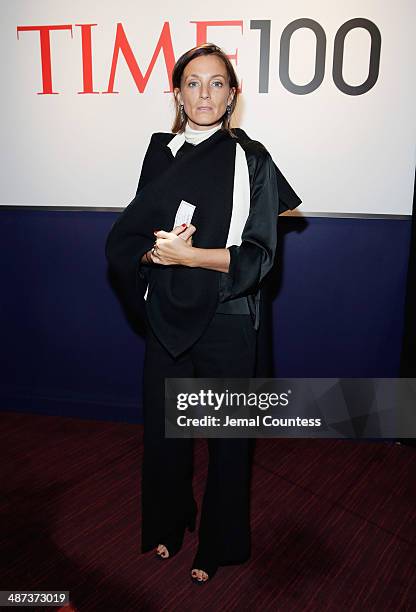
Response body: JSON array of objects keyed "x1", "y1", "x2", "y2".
[
  {"x1": 104, "y1": 135, "x2": 156, "y2": 317},
  {"x1": 135, "y1": 134, "x2": 158, "y2": 197},
  {"x1": 274, "y1": 161, "x2": 302, "y2": 214},
  {"x1": 218, "y1": 150, "x2": 279, "y2": 302}
]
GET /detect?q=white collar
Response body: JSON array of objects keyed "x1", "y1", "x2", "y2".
[
  {"x1": 184, "y1": 121, "x2": 222, "y2": 145},
  {"x1": 167, "y1": 121, "x2": 222, "y2": 156}
]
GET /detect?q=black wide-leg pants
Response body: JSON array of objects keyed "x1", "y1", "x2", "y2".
[{"x1": 140, "y1": 312, "x2": 257, "y2": 566}]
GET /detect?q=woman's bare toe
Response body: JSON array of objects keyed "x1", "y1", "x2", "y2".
[
  {"x1": 156, "y1": 544, "x2": 169, "y2": 558},
  {"x1": 191, "y1": 568, "x2": 208, "y2": 581}
]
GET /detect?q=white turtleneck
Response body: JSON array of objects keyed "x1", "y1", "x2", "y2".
[
  {"x1": 167, "y1": 121, "x2": 251, "y2": 249},
  {"x1": 184, "y1": 121, "x2": 223, "y2": 145}
]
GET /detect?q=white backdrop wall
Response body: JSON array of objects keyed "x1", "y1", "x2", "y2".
[{"x1": 1, "y1": 0, "x2": 415, "y2": 215}]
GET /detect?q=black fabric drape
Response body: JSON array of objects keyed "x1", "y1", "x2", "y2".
[
  {"x1": 105, "y1": 127, "x2": 301, "y2": 358},
  {"x1": 218, "y1": 148, "x2": 279, "y2": 306},
  {"x1": 106, "y1": 128, "x2": 236, "y2": 357}
]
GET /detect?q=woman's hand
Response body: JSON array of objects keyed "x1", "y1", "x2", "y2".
[
  {"x1": 142, "y1": 223, "x2": 229, "y2": 272},
  {"x1": 150, "y1": 223, "x2": 196, "y2": 266},
  {"x1": 141, "y1": 223, "x2": 193, "y2": 265}
]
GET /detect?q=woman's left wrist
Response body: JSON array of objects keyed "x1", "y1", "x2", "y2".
[{"x1": 184, "y1": 246, "x2": 197, "y2": 268}]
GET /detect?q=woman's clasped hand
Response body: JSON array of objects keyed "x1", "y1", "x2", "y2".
[{"x1": 150, "y1": 222, "x2": 196, "y2": 266}]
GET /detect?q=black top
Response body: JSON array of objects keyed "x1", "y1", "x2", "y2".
[
  {"x1": 173, "y1": 137, "x2": 250, "y2": 316},
  {"x1": 105, "y1": 127, "x2": 302, "y2": 358}
]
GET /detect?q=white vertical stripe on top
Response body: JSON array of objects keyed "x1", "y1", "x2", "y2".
[{"x1": 226, "y1": 141, "x2": 250, "y2": 247}]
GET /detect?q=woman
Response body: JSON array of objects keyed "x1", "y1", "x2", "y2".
[{"x1": 105, "y1": 43, "x2": 301, "y2": 583}]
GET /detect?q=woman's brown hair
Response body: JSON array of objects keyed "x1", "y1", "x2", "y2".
[{"x1": 171, "y1": 43, "x2": 239, "y2": 138}]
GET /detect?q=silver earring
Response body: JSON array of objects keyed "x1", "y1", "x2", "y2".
[
  {"x1": 180, "y1": 104, "x2": 184, "y2": 122},
  {"x1": 226, "y1": 105, "x2": 231, "y2": 121}
]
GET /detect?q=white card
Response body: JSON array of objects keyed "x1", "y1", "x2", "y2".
[{"x1": 173, "y1": 199, "x2": 196, "y2": 229}]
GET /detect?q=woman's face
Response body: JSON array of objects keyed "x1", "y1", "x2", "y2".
[{"x1": 175, "y1": 54, "x2": 236, "y2": 131}]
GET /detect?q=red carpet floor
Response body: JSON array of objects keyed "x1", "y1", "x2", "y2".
[{"x1": 0, "y1": 411, "x2": 415, "y2": 611}]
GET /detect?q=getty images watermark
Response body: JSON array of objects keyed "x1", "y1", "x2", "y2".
[{"x1": 164, "y1": 378, "x2": 416, "y2": 438}]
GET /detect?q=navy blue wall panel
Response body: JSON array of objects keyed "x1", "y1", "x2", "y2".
[
  {"x1": 0, "y1": 210, "x2": 411, "y2": 423},
  {"x1": 272, "y1": 217, "x2": 410, "y2": 377}
]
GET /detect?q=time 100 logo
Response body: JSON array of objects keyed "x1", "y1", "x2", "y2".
[{"x1": 17, "y1": 17, "x2": 381, "y2": 96}]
